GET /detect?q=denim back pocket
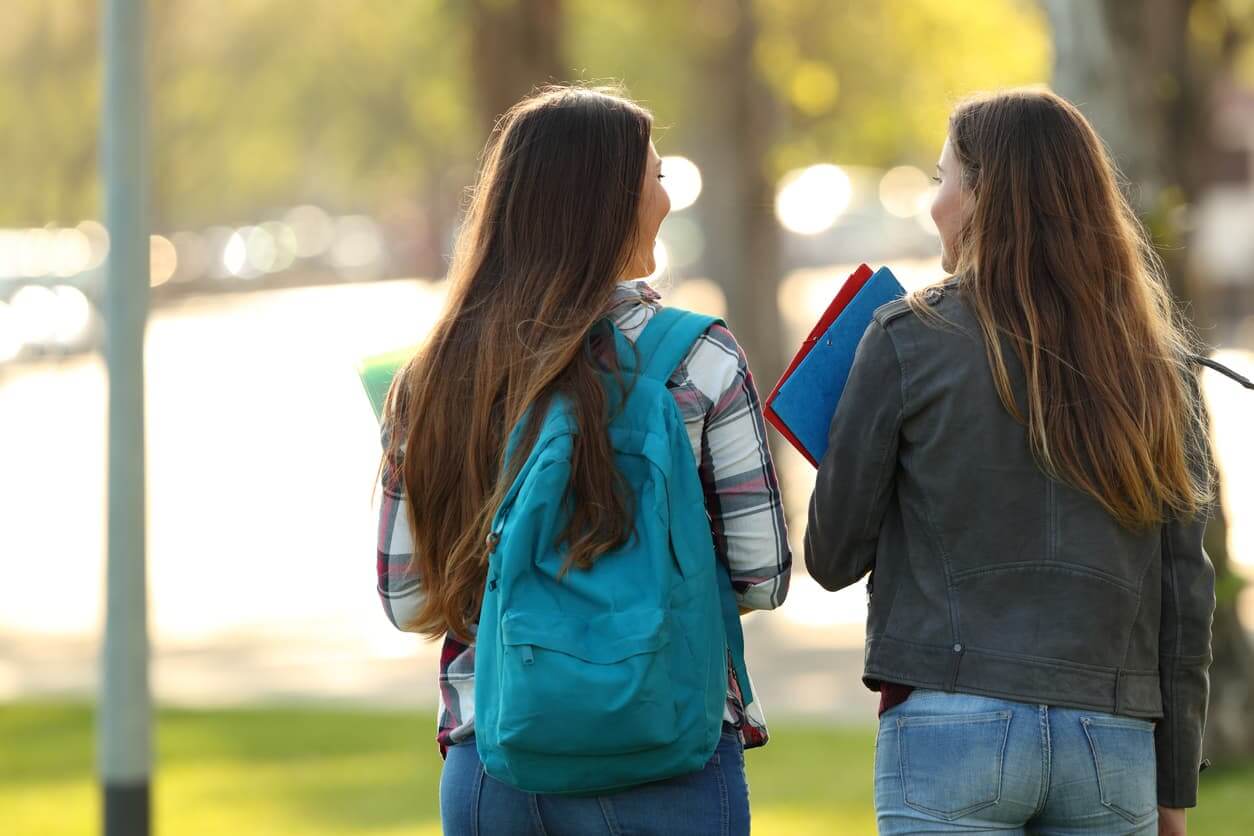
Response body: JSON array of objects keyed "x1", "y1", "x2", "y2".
[
  {"x1": 898, "y1": 710, "x2": 1012, "y2": 821},
  {"x1": 1081, "y1": 716, "x2": 1157, "y2": 824}
]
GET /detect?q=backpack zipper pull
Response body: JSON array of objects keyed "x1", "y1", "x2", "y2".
[{"x1": 520, "y1": 645, "x2": 534, "y2": 665}]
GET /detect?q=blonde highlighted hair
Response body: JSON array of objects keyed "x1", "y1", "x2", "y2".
[{"x1": 911, "y1": 88, "x2": 1213, "y2": 528}]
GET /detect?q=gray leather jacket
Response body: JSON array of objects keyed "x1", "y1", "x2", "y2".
[{"x1": 804, "y1": 283, "x2": 1216, "y2": 808}]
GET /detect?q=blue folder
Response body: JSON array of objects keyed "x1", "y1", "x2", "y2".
[{"x1": 770, "y1": 266, "x2": 905, "y2": 464}]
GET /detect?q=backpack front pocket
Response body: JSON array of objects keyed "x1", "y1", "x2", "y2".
[{"x1": 495, "y1": 608, "x2": 679, "y2": 756}]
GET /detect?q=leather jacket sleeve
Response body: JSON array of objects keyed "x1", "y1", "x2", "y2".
[
  {"x1": 1155, "y1": 383, "x2": 1217, "y2": 809},
  {"x1": 804, "y1": 319, "x2": 903, "y2": 591}
]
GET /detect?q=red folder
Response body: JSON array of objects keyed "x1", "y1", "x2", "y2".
[{"x1": 764, "y1": 263, "x2": 874, "y2": 466}]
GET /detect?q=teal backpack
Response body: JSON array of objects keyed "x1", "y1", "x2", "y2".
[{"x1": 474, "y1": 307, "x2": 752, "y2": 795}]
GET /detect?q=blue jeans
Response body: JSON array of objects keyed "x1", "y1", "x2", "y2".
[
  {"x1": 876, "y1": 689, "x2": 1159, "y2": 835},
  {"x1": 440, "y1": 730, "x2": 750, "y2": 836}
]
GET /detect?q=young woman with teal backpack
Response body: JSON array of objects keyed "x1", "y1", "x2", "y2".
[{"x1": 375, "y1": 85, "x2": 791, "y2": 836}]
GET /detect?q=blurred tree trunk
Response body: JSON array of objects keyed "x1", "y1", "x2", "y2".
[
  {"x1": 467, "y1": 0, "x2": 565, "y2": 135},
  {"x1": 1043, "y1": 0, "x2": 1254, "y2": 766},
  {"x1": 692, "y1": 0, "x2": 785, "y2": 401}
]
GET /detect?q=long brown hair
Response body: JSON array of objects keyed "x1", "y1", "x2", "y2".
[
  {"x1": 914, "y1": 88, "x2": 1213, "y2": 529},
  {"x1": 384, "y1": 86, "x2": 651, "y2": 639}
]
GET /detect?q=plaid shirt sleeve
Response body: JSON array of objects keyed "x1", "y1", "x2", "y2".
[
  {"x1": 375, "y1": 318, "x2": 791, "y2": 623},
  {"x1": 377, "y1": 423, "x2": 425, "y2": 631},
  {"x1": 678, "y1": 324, "x2": 792, "y2": 611}
]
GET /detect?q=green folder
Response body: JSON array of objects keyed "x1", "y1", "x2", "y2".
[{"x1": 356, "y1": 346, "x2": 416, "y2": 421}]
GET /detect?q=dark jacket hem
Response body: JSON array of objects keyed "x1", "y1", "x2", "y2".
[{"x1": 864, "y1": 633, "x2": 1164, "y2": 718}]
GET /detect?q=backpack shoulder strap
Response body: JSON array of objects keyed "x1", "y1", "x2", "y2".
[
  {"x1": 632, "y1": 307, "x2": 753, "y2": 706},
  {"x1": 634, "y1": 307, "x2": 724, "y2": 383}
]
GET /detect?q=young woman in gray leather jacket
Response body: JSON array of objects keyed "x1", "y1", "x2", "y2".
[{"x1": 805, "y1": 88, "x2": 1215, "y2": 836}]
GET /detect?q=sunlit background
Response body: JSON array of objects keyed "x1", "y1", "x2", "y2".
[
  {"x1": 4, "y1": 106, "x2": 1252, "y2": 716},
  {"x1": 4, "y1": 1, "x2": 1254, "y2": 833}
]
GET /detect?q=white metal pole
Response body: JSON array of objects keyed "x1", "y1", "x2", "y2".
[{"x1": 99, "y1": 0, "x2": 151, "y2": 833}]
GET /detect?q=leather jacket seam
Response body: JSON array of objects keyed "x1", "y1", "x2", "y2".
[
  {"x1": 875, "y1": 633, "x2": 1156, "y2": 677},
  {"x1": 948, "y1": 561, "x2": 1140, "y2": 595},
  {"x1": 1117, "y1": 547, "x2": 1158, "y2": 709},
  {"x1": 859, "y1": 324, "x2": 904, "y2": 548},
  {"x1": 1046, "y1": 478, "x2": 1056, "y2": 563},
  {"x1": 1161, "y1": 526, "x2": 1182, "y2": 799},
  {"x1": 884, "y1": 319, "x2": 962, "y2": 646}
]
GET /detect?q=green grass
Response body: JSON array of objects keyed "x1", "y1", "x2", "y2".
[{"x1": 3, "y1": 702, "x2": 1252, "y2": 835}]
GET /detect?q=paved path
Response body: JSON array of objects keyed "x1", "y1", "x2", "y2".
[{"x1": 3, "y1": 276, "x2": 1250, "y2": 729}]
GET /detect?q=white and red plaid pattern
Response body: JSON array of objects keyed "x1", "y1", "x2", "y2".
[{"x1": 376, "y1": 280, "x2": 792, "y2": 754}]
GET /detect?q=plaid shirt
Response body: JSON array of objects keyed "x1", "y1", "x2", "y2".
[{"x1": 376, "y1": 281, "x2": 792, "y2": 754}]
